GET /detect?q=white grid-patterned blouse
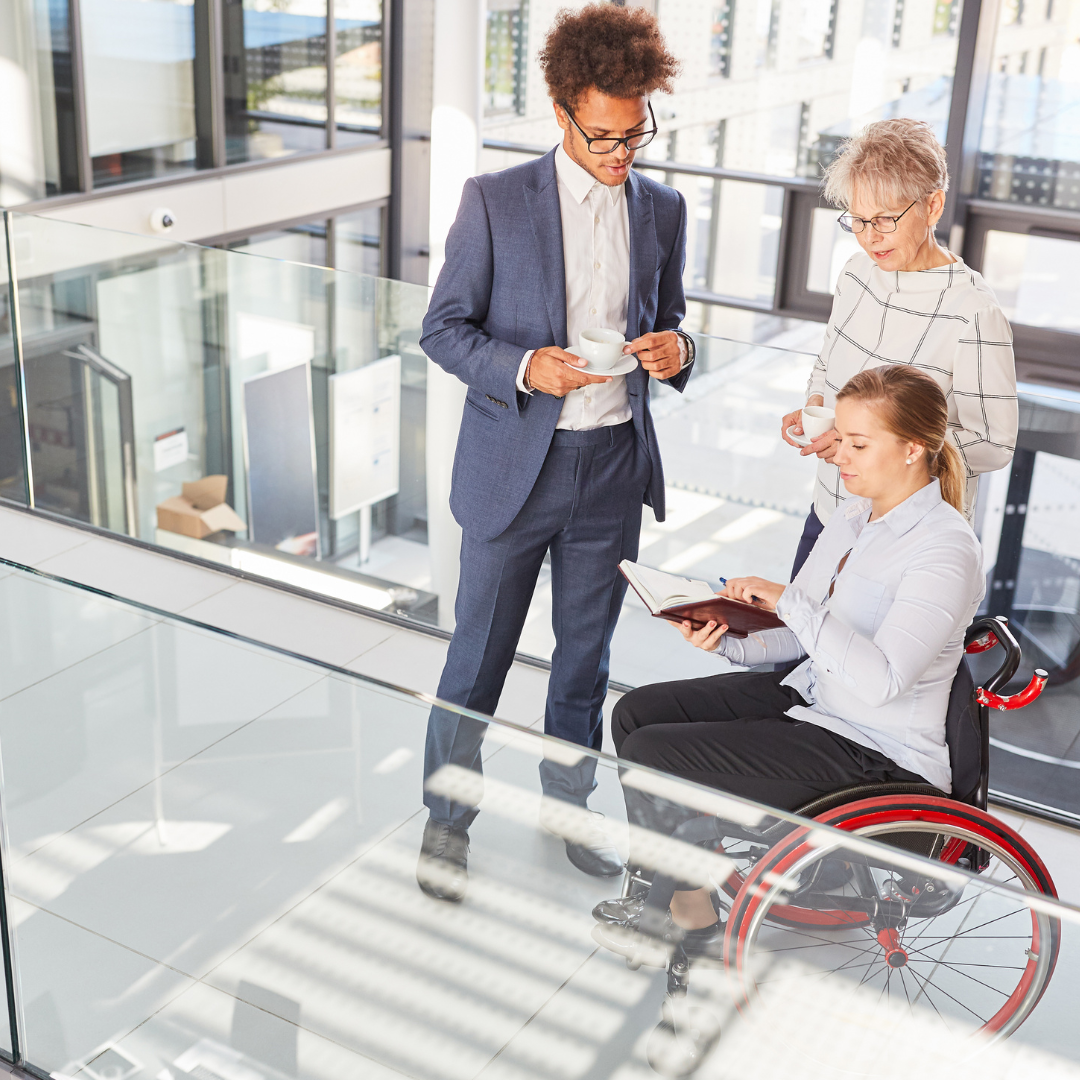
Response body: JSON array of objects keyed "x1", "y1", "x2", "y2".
[{"x1": 808, "y1": 252, "x2": 1018, "y2": 525}]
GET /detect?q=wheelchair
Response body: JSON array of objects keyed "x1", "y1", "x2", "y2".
[{"x1": 605, "y1": 616, "x2": 1058, "y2": 1075}]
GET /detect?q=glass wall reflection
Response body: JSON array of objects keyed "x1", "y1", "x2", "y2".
[
  {"x1": 224, "y1": 0, "x2": 329, "y2": 163},
  {"x1": 81, "y1": 0, "x2": 199, "y2": 186},
  {"x1": 334, "y1": 0, "x2": 383, "y2": 142},
  {"x1": 0, "y1": 0, "x2": 75, "y2": 199},
  {"x1": 975, "y1": 0, "x2": 1080, "y2": 211}
]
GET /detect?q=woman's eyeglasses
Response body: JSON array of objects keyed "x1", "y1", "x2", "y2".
[
  {"x1": 562, "y1": 102, "x2": 658, "y2": 155},
  {"x1": 837, "y1": 201, "x2": 918, "y2": 234}
]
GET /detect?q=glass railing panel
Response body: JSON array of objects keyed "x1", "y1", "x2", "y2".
[
  {"x1": 0, "y1": 215, "x2": 28, "y2": 509},
  {"x1": 972, "y1": 383, "x2": 1080, "y2": 820},
  {"x1": 1, "y1": 559, "x2": 1079, "y2": 1078},
  {"x1": 5, "y1": 212, "x2": 440, "y2": 624},
  {"x1": 4, "y1": 211, "x2": 821, "y2": 691}
]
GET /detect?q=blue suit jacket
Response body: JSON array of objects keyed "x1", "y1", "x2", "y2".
[{"x1": 421, "y1": 149, "x2": 692, "y2": 542}]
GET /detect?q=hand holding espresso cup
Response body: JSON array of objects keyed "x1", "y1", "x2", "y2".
[
  {"x1": 570, "y1": 328, "x2": 629, "y2": 372},
  {"x1": 797, "y1": 405, "x2": 838, "y2": 457}
]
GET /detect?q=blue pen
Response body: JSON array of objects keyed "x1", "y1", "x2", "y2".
[{"x1": 718, "y1": 576, "x2": 764, "y2": 604}]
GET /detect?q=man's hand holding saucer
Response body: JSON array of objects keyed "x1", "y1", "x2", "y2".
[{"x1": 626, "y1": 330, "x2": 684, "y2": 380}]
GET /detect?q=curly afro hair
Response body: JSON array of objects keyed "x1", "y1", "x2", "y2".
[{"x1": 538, "y1": 4, "x2": 680, "y2": 111}]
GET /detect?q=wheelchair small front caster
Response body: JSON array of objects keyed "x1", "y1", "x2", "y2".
[
  {"x1": 667, "y1": 947, "x2": 690, "y2": 997},
  {"x1": 646, "y1": 993, "x2": 721, "y2": 1077}
]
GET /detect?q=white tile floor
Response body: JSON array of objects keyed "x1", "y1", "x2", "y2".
[{"x1": 2, "y1": 509, "x2": 1080, "y2": 1079}]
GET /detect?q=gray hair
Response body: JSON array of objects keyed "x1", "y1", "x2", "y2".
[{"x1": 822, "y1": 118, "x2": 949, "y2": 210}]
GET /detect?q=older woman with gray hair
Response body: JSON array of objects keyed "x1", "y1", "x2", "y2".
[{"x1": 782, "y1": 118, "x2": 1018, "y2": 574}]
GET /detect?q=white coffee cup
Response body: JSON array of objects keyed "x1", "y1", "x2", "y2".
[
  {"x1": 801, "y1": 405, "x2": 836, "y2": 440},
  {"x1": 576, "y1": 328, "x2": 628, "y2": 371}
]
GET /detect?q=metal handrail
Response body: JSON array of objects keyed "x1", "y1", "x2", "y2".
[{"x1": 481, "y1": 137, "x2": 823, "y2": 192}]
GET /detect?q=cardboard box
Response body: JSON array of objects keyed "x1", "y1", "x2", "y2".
[{"x1": 156, "y1": 476, "x2": 246, "y2": 539}]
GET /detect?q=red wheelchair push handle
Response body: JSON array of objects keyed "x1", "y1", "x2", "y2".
[
  {"x1": 977, "y1": 669, "x2": 1048, "y2": 711},
  {"x1": 966, "y1": 631, "x2": 999, "y2": 655}
]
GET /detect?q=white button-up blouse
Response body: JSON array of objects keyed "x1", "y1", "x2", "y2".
[{"x1": 715, "y1": 480, "x2": 984, "y2": 791}]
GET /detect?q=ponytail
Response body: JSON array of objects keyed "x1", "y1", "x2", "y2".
[
  {"x1": 930, "y1": 440, "x2": 965, "y2": 514},
  {"x1": 837, "y1": 366, "x2": 966, "y2": 515}
]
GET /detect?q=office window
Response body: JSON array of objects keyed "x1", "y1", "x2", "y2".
[
  {"x1": 334, "y1": 205, "x2": 385, "y2": 276},
  {"x1": 981, "y1": 230, "x2": 1080, "y2": 331},
  {"x1": 976, "y1": 0, "x2": 1080, "y2": 211},
  {"x1": 890, "y1": 0, "x2": 906, "y2": 46},
  {"x1": 932, "y1": 0, "x2": 960, "y2": 35},
  {"x1": 224, "y1": 205, "x2": 384, "y2": 275},
  {"x1": 799, "y1": 0, "x2": 838, "y2": 61},
  {"x1": 224, "y1": 0, "x2": 329, "y2": 164},
  {"x1": 485, "y1": 0, "x2": 528, "y2": 116},
  {"x1": 335, "y1": 0, "x2": 383, "y2": 144},
  {"x1": 0, "y1": 0, "x2": 65, "y2": 201},
  {"x1": 710, "y1": 0, "x2": 735, "y2": 77},
  {"x1": 228, "y1": 221, "x2": 329, "y2": 265},
  {"x1": 756, "y1": 0, "x2": 781, "y2": 68},
  {"x1": 80, "y1": 0, "x2": 198, "y2": 186}
]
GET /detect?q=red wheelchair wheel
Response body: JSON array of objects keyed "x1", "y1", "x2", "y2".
[{"x1": 725, "y1": 796, "x2": 1059, "y2": 1044}]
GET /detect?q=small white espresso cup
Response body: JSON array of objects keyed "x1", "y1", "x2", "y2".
[
  {"x1": 576, "y1": 328, "x2": 628, "y2": 371},
  {"x1": 801, "y1": 405, "x2": 836, "y2": 440}
]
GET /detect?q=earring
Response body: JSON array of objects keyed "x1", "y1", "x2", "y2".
[{"x1": 906, "y1": 458, "x2": 914, "y2": 464}]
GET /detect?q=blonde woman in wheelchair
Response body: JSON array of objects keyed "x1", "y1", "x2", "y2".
[{"x1": 594, "y1": 365, "x2": 983, "y2": 959}]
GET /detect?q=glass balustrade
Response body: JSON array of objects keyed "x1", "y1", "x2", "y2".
[
  {"x1": 0, "y1": 209, "x2": 819, "y2": 695},
  {"x1": 4, "y1": 208, "x2": 1080, "y2": 822},
  {"x1": 0, "y1": 555, "x2": 1077, "y2": 1079}
]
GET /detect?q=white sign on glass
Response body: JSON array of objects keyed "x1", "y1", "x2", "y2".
[
  {"x1": 329, "y1": 355, "x2": 401, "y2": 520},
  {"x1": 153, "y1": 427, "x2": 189, "y2": 472}
]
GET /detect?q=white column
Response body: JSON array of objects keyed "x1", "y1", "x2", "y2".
[
  {"x1": 427, "y1": 0, "x2": 486, "y2": 284},
  {"x1": 424, "y1": 0, "x2": 484, "y2": 629}
]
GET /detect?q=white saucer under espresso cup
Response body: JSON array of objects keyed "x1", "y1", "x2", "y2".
[
  {"x1": 576, "y1": 328, "x2": 628, "y2": 371},
  {"x1": 801, "y1": 405, "x2": 836, "y2": 441}
]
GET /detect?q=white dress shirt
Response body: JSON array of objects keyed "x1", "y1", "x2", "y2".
[
  {"x1": 715, "y1": 480, "x2": 984, "y2": 791},
  {"x1": 808, "y1": 252, "x2": 1017, "y2": 525},
  {"x1": 516, "y1": 144, "x2": 633, "y2": 430}
]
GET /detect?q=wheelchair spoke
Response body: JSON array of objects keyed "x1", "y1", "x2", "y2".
[
  {"x1": 898, "y1": 966, "x2": 913, "y2": 1006},
  {"x1": 904, "y1": 964, "x2": 958, "y2": 1033},
  {"x1": 903, "y1": 952, "x2": 1022, "y2": 989},
  {"x1": 757, "y1": 925, "x2": 883, "y2": 956},
  {"x1": 729, "y1": 809, "x2": 1058, "y2": 1048},
  {"x1": 900, "y1": 967, "x2": 996, "y2": 1024},
  {"x1": 906, "y1": 907, "x2": 1027, "y2": 948},
  {"x1": 758, "y1": 937, "x2": 879, "y2": 955},
  {"x1": 756, "y1": 959, "x2": 877, "y2": 985}
]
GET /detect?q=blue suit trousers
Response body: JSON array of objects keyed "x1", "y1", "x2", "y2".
[{"x1": 424, "y1": 421, "x2": 650, "y2": 827}]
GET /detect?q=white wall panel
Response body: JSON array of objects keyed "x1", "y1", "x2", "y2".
[{"x1": 38, "y1": 146, "x2": 391, "y2": 244}]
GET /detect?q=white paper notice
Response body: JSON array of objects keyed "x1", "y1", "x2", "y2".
[
  {"x1": 329, "y1": 356, "x2": 401, "y2": 519},
  {"x1": 153, "y1": 427, "x2": 189, "y2": 472}
]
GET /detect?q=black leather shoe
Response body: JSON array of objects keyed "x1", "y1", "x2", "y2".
[
  {"x1": 416, "y1": 818, "x2": 469, "y2": 902},
  {"x1": 565, "y1": 839, "x2": 624, "y2": 877},
  {"x1": 539, "y1": 802, "x2": 625, "y2": 878},
  {"x1": 593, "y1": 894, "x2": 646, "y2": 928},
  {"x1": 676, "y1": 920, "x2": 725, "y2": 963}
]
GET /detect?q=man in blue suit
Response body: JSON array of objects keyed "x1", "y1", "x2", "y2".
[{"x1": 417, "y1": 4, "x2": 694, "y2": 901}]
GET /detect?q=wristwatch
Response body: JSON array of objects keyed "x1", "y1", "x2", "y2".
[{"x1": 673, "y1": 328, "x2": 696, "y2": 367}]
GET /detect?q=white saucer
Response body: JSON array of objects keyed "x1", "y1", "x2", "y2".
[
  {"x1": 786, "y1": 424, "x2": 812, "y2": 448},
  {"x1": 564, "y1": 354, "x2": 639, "y2": 378}
]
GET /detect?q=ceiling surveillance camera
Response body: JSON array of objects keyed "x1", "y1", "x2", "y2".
[{"x1": 150, "y1": 208, "x2": 176, "y2": 233}]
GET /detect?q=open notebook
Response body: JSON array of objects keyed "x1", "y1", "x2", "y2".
[{"x1": 619, "y1": 560, "x2": 784, "y2": 638}]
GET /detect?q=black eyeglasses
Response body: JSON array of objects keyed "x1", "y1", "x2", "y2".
[
  {"x1": 561, "y1": 102, "x2": 658, "y2": 155},
  {"x1": 838, "y1": 201, "x2": 919, "y2": 234}
]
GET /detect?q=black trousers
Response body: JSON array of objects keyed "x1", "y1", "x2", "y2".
[{"x1": 612, "y1": 667, "x2": 925, "y2": 851}]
